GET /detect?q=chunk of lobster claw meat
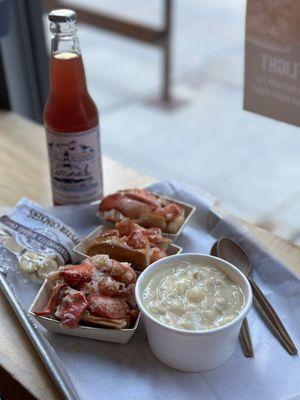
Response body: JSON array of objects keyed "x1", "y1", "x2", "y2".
[
  {"x1": 59, "y1": 262, "x2": 94, "y2": 286},
  {"x1": 55, "y1": 288, "x2": 88, "y2": 328}
]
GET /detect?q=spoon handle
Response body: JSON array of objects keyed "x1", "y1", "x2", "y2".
[
  {"x1": 211, "y1": 240, "x2": 254, "y2": 358},
  {"x1": 249, "y1": 278, "x2": 297, "y2": 355},
  {"x1": 239, "y1": 318, "x2": 254, "y2": 357}
]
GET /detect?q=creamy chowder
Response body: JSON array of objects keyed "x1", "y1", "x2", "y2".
[{"x1": 142, "y1": 262, "x2": 245, "y2": 331}]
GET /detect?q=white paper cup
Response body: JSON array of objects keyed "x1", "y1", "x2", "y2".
[{"x1": 135, "y1": 253, "x2": 252, "y2": 372}]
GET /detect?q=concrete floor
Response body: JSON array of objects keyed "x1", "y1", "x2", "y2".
[{"x1": 46, "y1": 0, "x2": 300, "y2": 242}]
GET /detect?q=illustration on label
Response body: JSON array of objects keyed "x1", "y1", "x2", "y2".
[
  {"x1": 48, "y1": 139, "x2": 95, "y2": 189},
  {"x1": 46, "y1": 127, "x2": 103, "y2": 203}
]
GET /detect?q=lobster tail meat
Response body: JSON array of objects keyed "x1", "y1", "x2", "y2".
[{"x1": 87, "y1": 294, "x2": 130, "y2": 320}]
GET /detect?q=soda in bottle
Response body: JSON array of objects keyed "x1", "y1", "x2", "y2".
[{"x1": 44, "y1": 9, "x2": 103, "y2": 205}]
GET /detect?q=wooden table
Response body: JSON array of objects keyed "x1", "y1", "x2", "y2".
[{"x1": 0, "y1": 111, "x2": 300, "y2": 399}]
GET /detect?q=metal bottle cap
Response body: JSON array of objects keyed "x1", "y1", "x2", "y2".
[{"x1": 48, "y1": 9, "x2": 77, "y2": 23}]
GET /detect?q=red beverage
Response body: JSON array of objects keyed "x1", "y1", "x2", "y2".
[
  {"x1": 45, "y1": 53, "x2": 98, "y2": 132},
  {"x1": 44, "y1": 10, "x2": 103, "y2": 205}
]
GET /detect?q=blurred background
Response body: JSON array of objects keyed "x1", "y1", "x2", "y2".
[{"x1": 1, "y1": 0, "x2": 300, "y2": 243}]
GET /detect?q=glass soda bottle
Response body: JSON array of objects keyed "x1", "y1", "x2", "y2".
[{"x1": 44, "y1": 9, "x2": 103, "y2": 205}]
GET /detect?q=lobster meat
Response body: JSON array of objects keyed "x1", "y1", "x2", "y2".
[
  {"x1": 87, "y1": 218, "x2": 171, "y2": 270},
  {"x1": 35, "y1": 255, "x2": 138, "y2": 329}
]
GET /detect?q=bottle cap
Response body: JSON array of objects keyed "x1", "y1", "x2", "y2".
[{"x1": 48, "y1": 9, "x2": 77, "y2": 23}]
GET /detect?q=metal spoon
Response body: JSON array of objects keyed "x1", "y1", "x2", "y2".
[
  {"x1": 211, "y1": 241, "x2": 254, "y2": 357},
  {"x1": 217, "y1": 237, "x2": 297, "y2": 356}
]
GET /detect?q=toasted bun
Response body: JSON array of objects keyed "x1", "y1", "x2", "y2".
[
  {"x1": 86, "y1": 238, "x2": 150, "y2": 270},
  {"x1": 81, "y1": 310, "x2": 128, "y2": 329},
  {"x1": 166, "y1": 213, "x2": 185, "y2": 234},
  {"x1": 136, "y1": 213, "x2": 167, "y2": 231},
  {"x1": 99, "y1": 189, "x2": 186, "y2": 233}
]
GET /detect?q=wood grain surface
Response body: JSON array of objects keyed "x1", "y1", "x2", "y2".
[
  {"x1": 0, "y1": 111, "x2": 154, "y2": 400},
  {"x1": 0, "y1": 111, "x2": 155, "y2": 206}
]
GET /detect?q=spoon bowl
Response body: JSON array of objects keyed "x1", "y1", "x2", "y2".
[{"x1": 217, "y1": 237, "x2": 251, "y2": 277}]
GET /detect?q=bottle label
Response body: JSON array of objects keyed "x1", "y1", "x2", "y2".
[{"x1": 46, "y1": 126, "x2": 103, "y2": 204}]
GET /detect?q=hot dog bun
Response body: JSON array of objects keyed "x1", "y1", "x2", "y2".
[{"x1": 99, "y1": 188, "x2": 185, "y2": 234}]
